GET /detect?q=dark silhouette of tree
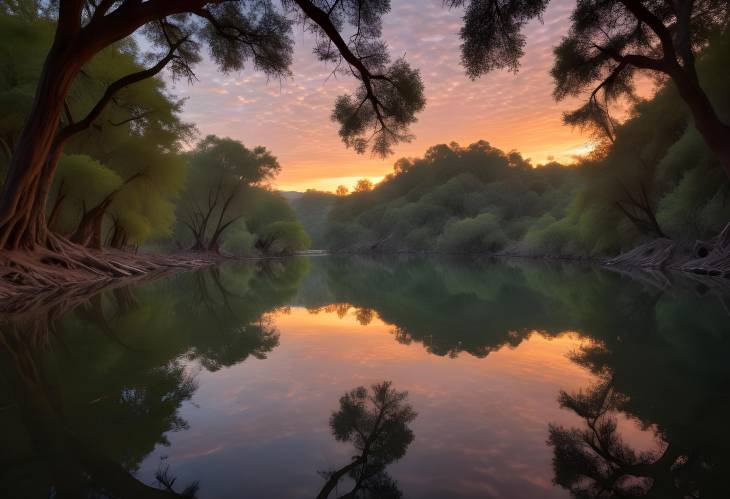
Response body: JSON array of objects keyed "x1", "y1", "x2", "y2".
[
  {"x1": 0, "y1": 0, "x2": 424, "y2": 254},
  {"x1": 0, "y1": 316, "x2": 199, "y2": 498},
  {"x1": 548, "y1": 378, "x2": 719, "y2": 498},
  {"x1": 316, "y1": 381, "x2": 416, "y2": 499},
  {"x1": 448, "y1": 0, "x2": 730, "y2": 178}
]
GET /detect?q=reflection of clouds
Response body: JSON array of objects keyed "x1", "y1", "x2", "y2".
[
  {"x1": 141, "y1": 308, "x2": 603, "y2": 498},
  {"x1": 169, "y1": 1, "x2": 653, "y2": 191}
]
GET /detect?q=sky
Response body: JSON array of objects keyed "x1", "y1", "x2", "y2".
[{"x1": 168, "y1": 1, "x2": 616, "y2": 192}]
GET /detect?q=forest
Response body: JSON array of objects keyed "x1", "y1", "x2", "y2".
[
  {"x1": 2, "y1": 2, "x2": 729, "y2": 497},
  {"x1": 0, "y1": 11, "x2": 310, "y2": 258},
  {"x1": 295, "y1": 30, "x2": 730, "y2": 261},
  {"x1": 1, "y1": 0, "x2": 730, "y2": 299}
]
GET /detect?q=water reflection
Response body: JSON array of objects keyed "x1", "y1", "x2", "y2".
[
  {"x1": 0, "y1": 255, "x2": 727, "y2": 498},
  {"x1": 0, "y1": 318, "x2": 199, "y2": 497},
  {"x1": 548, "y1": 322, "x2": 730, "y2": 497},
  {"x1": 316, "y1": 381, "x2": 416, "y2": 499},
  {"x1": 0, "y1": 258, "x2": 308, "y2": 498}
]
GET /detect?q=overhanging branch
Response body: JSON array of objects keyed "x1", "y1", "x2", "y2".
[{"x1": 55, "y1": 37, "x2": 187, "y2": 145}]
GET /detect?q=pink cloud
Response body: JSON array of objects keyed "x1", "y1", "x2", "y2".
[{"x1": 167, "y1": 1, "x2": 645, "y2": 191}]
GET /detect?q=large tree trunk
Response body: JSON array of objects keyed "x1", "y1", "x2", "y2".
[
  {"x1": 72, "y1": 173, "x2": 140, "y2": 249},
  {"x1": 46, "y1": 179, "x2": 67, "y2": 233},
  {"x1": 671, "y1": 68, "x2": 730, "y2": 178},
  {"x1": 108, "y1": 219, "x2": 129, "y2": 250},
  {"x1": 71, "y1": 204, "x2": 108, "y2": 250},
  {"x1": 0, "y1": 37, "x2": 88, "y2": 251}
]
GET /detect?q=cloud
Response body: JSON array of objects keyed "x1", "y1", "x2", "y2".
[{"x1": 167, "y1": 0, "x2": 648, "y2": 191}]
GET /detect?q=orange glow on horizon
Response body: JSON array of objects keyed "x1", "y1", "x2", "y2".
[{"x1": 172, "y1": 1, "x2": 657, "y2": 194}]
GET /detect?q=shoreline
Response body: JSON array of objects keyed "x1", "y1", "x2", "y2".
[
  {"x1": 322, "y1": 246, "x2": 730, "y2": 279},
  {"x1": 0, "y1": 249, "x2": 289, "y2": 314},
  {"x1": 1, "y1": 244, "x2": 727, "y2": 314}
]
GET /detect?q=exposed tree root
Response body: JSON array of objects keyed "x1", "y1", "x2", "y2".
[
  {"x1": 606, "y1": 222, "x2": 730, "y2": 278},
  {"x1": 0, "y1": 239, "x2": 220, "y2": 312},
  {"x1": 680, "y1": 222, "x2": 730, "y2": 276}
]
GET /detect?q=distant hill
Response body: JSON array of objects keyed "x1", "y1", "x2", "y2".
[
  {"x1": 278, "y1": 191, "x2": 304, "y2": 201},
  {"x1": 284, "y1": 190, "x2": 337, "y2": 249}
]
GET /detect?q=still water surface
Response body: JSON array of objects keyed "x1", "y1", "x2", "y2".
[{"x1": 1, "y1": 256, "x2": 727, "y2": 498}]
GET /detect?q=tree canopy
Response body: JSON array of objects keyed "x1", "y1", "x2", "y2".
[
  {"x1": 448, "y1": 0, "x2": 730, "y2": 176},
  {"x1": 0, "y1": 12, "x2": 192, "y2": 249},
  {"x1": 0, "y1": 0, "x2": 426, "y2": 252},
  {"x1": 177, "y1": 135, "x2": 309, "y2": 254}
]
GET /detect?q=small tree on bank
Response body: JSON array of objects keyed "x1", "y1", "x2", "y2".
[
  {"x1": 179, "y1": 135, "x2": 280, "y2": 253},
  {"x1": 448, "y1": 0, "x2": 730, "y2": 178},
  {"x1": 0, "y1": 0, "x2": 425, "y2": 252}
]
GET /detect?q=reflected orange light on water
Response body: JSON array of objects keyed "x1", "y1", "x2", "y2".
[{"x1": 151, "y1": 306, "x2": 661, "y2": 497}]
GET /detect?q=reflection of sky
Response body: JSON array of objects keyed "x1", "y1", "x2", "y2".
[
  {"x1": 169, "y1": 1, "x2": 653, "y2": 192},
  {"x1": 139, "y1": 307, "x2": 626, "y2": 498}
]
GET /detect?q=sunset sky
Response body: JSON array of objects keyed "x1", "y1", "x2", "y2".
[{"x1": 169, "y1": 0, "x2": 642, "y2": 192}]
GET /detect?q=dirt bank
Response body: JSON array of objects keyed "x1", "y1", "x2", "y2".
[{"x1": 0, "y1": 248, "x2": 221, "y2": 312}]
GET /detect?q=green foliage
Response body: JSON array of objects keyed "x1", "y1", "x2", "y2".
[
  {"x1": 437, "y1": 213, "x2": 508, "y2": 253},
  {"x1": 52, "y1": 154, "x2": 122, "y2": 233},
  {"x1": 0, "y1": 12, "x2": 52, "y2": 174},
  {"x1": 324, "y1": 140, "x2": 580, "y2": 254},
  {"x1": 176, "y1": 135, "x2": 286, "y2": 252},
  {"x1": 256, "y1": 220, "x2": 311, "y2": 255},
  {"x1": 220, "y1": 220, "x2": 257, "y2": 256},
  {"x1": 0, "y1": 12, "x2": 191, "y2": 246},
  {"x1": 289, "y1": 190, "x2": 337, "y2": 248},
  {"x1": 323, "y1": 31, "x2": 730, "y2": 257}
]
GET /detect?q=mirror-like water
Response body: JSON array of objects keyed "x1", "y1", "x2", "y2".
[{"x1": 1, "y1": 256, "x2": 727, "y2": 498}]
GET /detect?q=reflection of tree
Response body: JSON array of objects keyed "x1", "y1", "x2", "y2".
[
  {"x1": 177, "y1": 262, "x2": 306, "y2": 370},
  {"x1": 0, "y1": 258, "x2": 309, "y2": 498},
  {"x1": 550, "y1": 339, "x2": 729, "y2": 499},
  {"x1": 355, "y1": 308, "x2": 374, "y2": 326},
  {"x1": 0, "y1": 324, "x2": 198, "y2": 498},
  {"x1": 316, "y1": 381, "x2": 416, "y2": 499},
  {"x1": 306, "y1": 256, "x2": 612, "y2": 357},
  {"x1": 549, "y1": 379, "x2": 676, "y2": 498}
]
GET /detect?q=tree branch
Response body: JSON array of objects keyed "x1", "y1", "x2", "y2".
[
  {"x1": 619, "y1": 0, "x2": 678, "y2": 65},
  {"x1": 291, "y1": 0, "x2": 393, "y2": 133},
  {"x1": 55, "y1": 37, "x2": 187, "y2": 145},
  {"x1": 593, "y1": 43, "x2": 666, "y2": 72},
  {"x1": 108, "y1": 109, "x2": 154, "y2": 127}
]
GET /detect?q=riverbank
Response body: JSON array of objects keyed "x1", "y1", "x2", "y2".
[
  {"x1": 324, "y1": 228, "x2": 730, "y2": 280},
  {"x1": 2, "y1": 234, "x2": 728, "y2": 314},
  {"x1": 0, "y1": 249, "x2": 223, "y2": 313}
]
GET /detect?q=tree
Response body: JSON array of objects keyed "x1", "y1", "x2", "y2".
[
  {"x1": 335, "y1": 185, "x2": 349, "y2": 197},
  {"x1": 0, "y1": 14, "x2": 193, "y2": 250},
  {"x1": 448, "y1": 0, "x2": 730, "y2": 178},
  {"x1": 354, "y1": 178, "x2": 374, "y2": 193},
  {"x1": 289, "y1": 189, "x2": 337, "y2": 247},
  {"x1": 0, "y1": 0, "x2": 425, "y2": 252},
  {"x1": 179, "y1": 135, "x2": 280, "y2": 252},
  {"x1": 254, "y1": 220, "x2": 311, "y2": 255},
  {"x1": 548, "y1": 377, "x2": 723, "y2": 498},
  {"x1": 316, "y1": 381, "x2": 416, "y2": 499}
]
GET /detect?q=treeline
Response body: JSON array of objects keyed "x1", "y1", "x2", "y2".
[
  {"x1": 314, "y1": 31, "x2": 730, "y2": 257},
  {"x1": 0, "y1": 11, "x2": 309, "y2": 256}
]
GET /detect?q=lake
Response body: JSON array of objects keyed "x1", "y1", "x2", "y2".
[{"x1": 1, "y1": 256, "x2": 727, "y2": 498}]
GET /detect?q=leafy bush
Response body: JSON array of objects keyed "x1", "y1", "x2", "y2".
[{"x1": 437, "y1": 213, "x2": 508, "y2": 253}]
